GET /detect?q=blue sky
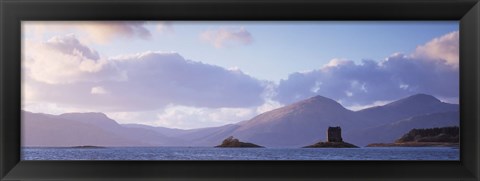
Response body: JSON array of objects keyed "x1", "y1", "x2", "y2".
[{"x1": 22, "y1": 21, "x2": 459, "y2": 129}]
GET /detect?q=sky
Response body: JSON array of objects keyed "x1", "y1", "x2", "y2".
[{"x1": 21, "y1": 21, "x2": 459, "y2": 129}]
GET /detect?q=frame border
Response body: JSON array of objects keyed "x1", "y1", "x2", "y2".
[{"x1": 1, "y1": 0, "x2": 479, "y2": 180}]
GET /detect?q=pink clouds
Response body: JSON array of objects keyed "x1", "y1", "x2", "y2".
[
  {"x1": 81, "y1": 21, "x2": 152, "y2": 43},
  {"x1": 414, "y1": 31, "x2": 459, "y2": 68},
  {"x1": 24, "y1": 21, "x2": 152, "y2": 44},
  {"x1": 23, "y1": 34, "x2": 118, "y2": 84},
  {"x1": 200, "y1": 27, "x2": 253, "y2": 48}
]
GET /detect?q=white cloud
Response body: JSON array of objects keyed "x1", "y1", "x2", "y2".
[
  {"x1": 414, "y1": 31, "x2": 459, "y2": 68},
  {"x1": 91, "y1": 86, "x2": 109, "y2": 95},
  {"x1": 22, "y1": 102, "x2": 94, "y2": 115},
  {"x1": 399, "y1": 83, "x2": 409, "y2": 90},
  {"x1": 156, "y1": 21, "x2": 174, "y2": 34},
  {"x1": 154, "y1": 105, "x2": 256, "y2": 129},
  {"x1": 256, "y1": 99, "x2": 283, "y2": 114},
  {"x1": 345, "y1": 91, "x2": 353, "y2": 97},
  {"x1": 310, "y1": 81, "x2": 322, "y2": 93},
  {"x1": 345, "y1": 100, "x2": 394, "y2": 111},
  {"x1": 323, "y1": 58, "x2": 354, "y2": 68},
  {"x1": 23, "y1": 35, "x2": 121, "y2": 84},
  {"x1": 200, "y1": 27, "x2": 253, "y2": 48}
]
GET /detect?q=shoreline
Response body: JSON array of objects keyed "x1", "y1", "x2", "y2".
[{"x1": 366, "y1": 142, "x2": 459, "y2": 147}]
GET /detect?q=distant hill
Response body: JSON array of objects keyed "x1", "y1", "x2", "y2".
[
  {"x1": 22, "y1": 111, "x2": 143, "y2": 147},
  {"x1": 22, "y1": 93, "x2": 460, "y2": 147},
  {"x1": 22, "y1": 111, "x2": 187, "y2": 147},
  {"x1": 355, "y1": 94, "x2": 458, "y2": 128}
]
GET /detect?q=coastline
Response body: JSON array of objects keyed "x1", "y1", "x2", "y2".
[{"x1": 366, "y1": 142, "x2": 459, "y2": 147}]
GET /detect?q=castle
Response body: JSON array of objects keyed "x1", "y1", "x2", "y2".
[{"x1": 327, "y1": 126, "x2": 343, "y2": 142}]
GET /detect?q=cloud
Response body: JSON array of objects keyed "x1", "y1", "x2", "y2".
[
  {"x1": 154, "y1": 105, "x2": 256, "y2": 129},
  {"x1": 414, "y1": 31, "x2": 459, "y2": 67},
  {"x1": 106, "y1": 98, "x2": 283, "y2": 129},
  {"x1": 200, "y1": 27, "x2": 253, "y2": 48},
  {"x1": 91, "y1": 86, "x2": 109, "y2": 95},
  {"x1": 156, "y1": 21, "x2": 174, "y2": 34},
  {"x1": 23, "y1": 35, "x2": 266, "y2": 111},
  {"x1": 82, "y1": 21, "x2": 151, "y2": 43},
  {"x1": 24, "y1": 21, "x2": 152, "y2": 44},
  {"x1": 44, "y1": 34, "x2": 100, "y2": 60},
  {"x1": 23, "y1": 34, "x2": 121, "y2": 84},
  {"x1": 104, "y1": 51, "x2": 266, "y2": 109},
  {"x1": 274, "y1": 32, "x2": 459, "y2": 107},
  {"x1": 344, "y1": 100, "x2": 394, "y2": 111}
]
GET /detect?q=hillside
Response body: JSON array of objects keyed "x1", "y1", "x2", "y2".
[
  {"x1": 355, "y1": 94, "x2": 458, "y2": 127},
  {"x1": 224, "y1": 95, "x2": 359, "y2": 147},
  {"x1": 22, "y1": 111, "x2": 187, "y2": 147}
]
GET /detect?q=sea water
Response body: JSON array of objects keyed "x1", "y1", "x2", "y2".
[{"x1": 21, "y1": 147, "x2": 459, "y2": 160}]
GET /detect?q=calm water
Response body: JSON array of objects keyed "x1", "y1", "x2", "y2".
[{"x1": 22, "y1": 147, "x2": 459, "y2": 161}]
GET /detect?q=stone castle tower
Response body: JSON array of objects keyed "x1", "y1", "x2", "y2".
[{"x1": 327, "y1": 126, "x2": 343, "y2": 142}]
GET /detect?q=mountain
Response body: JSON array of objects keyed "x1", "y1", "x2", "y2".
[
  {"x1": 59, "y1": 112, "x2": 124, "y2": 130},
  {"x1": 123, "y1": 123, "x2": 241, "y2": 146},
  {"x1": 23, "y1": 93, "x2": 460, "y2": 148},
  {"x1": 355, "y1": 94, "x2": 458, "y2": 127},
  {"x1": 190, "y1": 94, "x2": 459, "y2": 147},
  {"x1": 122, "y1": 123, "x2": 186, "y2": 137},
  {"x1": 22, "y1": 111, "x2": 187, "y2": 147},
  {"x1": 22, "y1": 111, "x2": 143, "y2": 147},
  {"x1": 215, "y1": 95, "x2": 359, "y2": 147}
]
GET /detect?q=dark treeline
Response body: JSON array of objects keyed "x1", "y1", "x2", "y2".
[{"x1": 396, "y1": 126, "x2": 459, "y2": 143}]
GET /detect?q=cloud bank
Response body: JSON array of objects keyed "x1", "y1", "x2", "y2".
[
  {"x1": 274, "y1": 31, "x2": 459, "y2": 107},
  {"x1": 23, "y1": 35, "x2": 266, "y2": 112}
]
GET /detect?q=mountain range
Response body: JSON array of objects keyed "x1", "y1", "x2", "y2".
[{"x1": 22, "y1": 94, "x2": 459, "y2": 147}]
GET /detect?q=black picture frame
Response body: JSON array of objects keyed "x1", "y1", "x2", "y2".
[{"x1": 1, "y1": 0, "x2": 479, "y2": 180}]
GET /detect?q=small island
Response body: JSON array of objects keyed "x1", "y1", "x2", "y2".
[
  {"x1": 367, "y1": 126, "x2": 459, "y2": 147},
  {"x1": 70, "y1": 145, "x2": 105, "y2": 149},
  {"x1": 215, "y1": 136, "x2": 263, "y2": 148},
  {"x1": 303, "y1": 127, "x2": 358, "y2": 148}
]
